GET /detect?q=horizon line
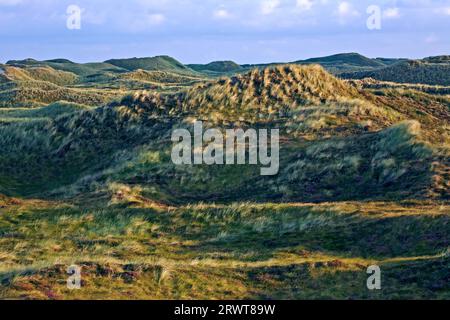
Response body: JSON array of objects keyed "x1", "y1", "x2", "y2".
[{"x1": 4, "y1": 51, "x2": 445, "y2": 66}]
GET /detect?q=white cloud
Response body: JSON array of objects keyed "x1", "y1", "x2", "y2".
[
  {"x1": 337, "y1": 2, "x2": 359, "y2": 17},
  {"x1": 445, "y1": 7, "x2": 450, "y2": 15},
  {"x1": 147, "y1": 13, "x2": 166, "y2": 25},
  {"x1": 261, "y1": 0, "x2": 280, "y2": 15},
  {"x1": 335, "y1": 1, "x2": 359, "y2": 24},
  {"x1": 213, "y1": 8, "x2": 231, "y2": 19},
  {"x1": 383, "y1": 7, "x2": 400, "y2": 19},
  {"x1": 297, "y1": 0, "x2": 314, "y2": 11}
]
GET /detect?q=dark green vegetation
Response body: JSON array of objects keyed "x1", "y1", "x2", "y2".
[
  {"x1": 240, "y1": 52, "x2": 393, "y2": 74},
  {"x1": 342, "y1": 56, "x2": 450, "y2": 86},
  {"x1": 105, "y1": 56, "x2": 196, "y2": 75},
  {"x1": 193, "y1": 53, "x2": 450, "y2": 87},
  {"x1": 295, "y1": 52, "x2": 388, "y2": 73},
  {"x1": 188, "y1": 61, "x2": 244, "y2": 76},
  {"x1": 0, "y1": 54, "x2": 448, "y2": 299}
]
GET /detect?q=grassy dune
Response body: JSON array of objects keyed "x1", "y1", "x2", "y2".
[{"x1": 0, "y1": 63, "x2": 448, "y2": 299}]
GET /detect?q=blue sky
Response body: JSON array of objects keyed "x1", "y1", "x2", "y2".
[{"x1": 0, "y1": 0, "x2": 449, "y2": 63}]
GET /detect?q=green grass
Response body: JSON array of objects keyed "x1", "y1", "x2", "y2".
[
  {"x1": 0, "y1": 79, "x2": 125, "y2": 108},
  {"x1": 0, "y1": 102, "x2": 90, "y2": 119},
  {"x1": 0, "y1": 199, "x2": 448, "y2": 299},
  {"x1": 6, "y1": 58, "x2": 128, "y2": 77},
  {"x1": 188, "y1": 61, "x2": 244, "y2": 75},
  {"x1": 1, "y1": 65, "x2": 79, "y2": 86},
  {"x1": 104, "y1": 56, "x2": 197, "y2": 75},
  {"x1": 0, "y1": 62, "x2": 448, "y2": 300},
  {"x1": 342, "y1": 59, "x2": 450, "y2": 86}
]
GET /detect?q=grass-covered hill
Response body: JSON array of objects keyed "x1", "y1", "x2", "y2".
[
  {"x1": 0, "y1": 62, "x2": 125, "y2": 108},
  {"x1": 0, "y1": 61, "x2": 448, "y2": 300},
  {"x1": 239, "y1": 53, "x2": 400, "y2": 75},
  {"x1": 0, "y1": 64, "x2": 447, "y2": 201},
  {"x1": 0, "y1": 65, "x2": 78, "y2": 86},
  {"x1": 120, "y1": 70, "x2": 199, "y2": 83},
  {"x1": 300, "y1": 52, "x2": 385, "y2": 67},
  {"x1": 188, "y1": 53, "x2": 393, "y2": 77},
  {"x1": 188, "y1": 61, "x2": 244, "y2": 75},
  {"x1": 6, "y1": 58, "x2": 127, "y2": 77},
  {"x1": 77, "y1": 69, "x2": 206, "y2": 94},
  {"x1": 105, "y1": 56, "x2": 197, "y2": 75},
  {"x1": 347, "y1": 78, "x2": 450, "y2": 95},
  {"x1": 188, "y1": 54, "x2": 450, "y2": 87},
  {"x1": 295, "y1": 52, "x2": 387, "y2": 73},
  {"x1": 4, "y1": 56, "x2": 201, "y2": 86},
  {"x1": 180, "y1": 64, "x2": 386, "y2": 128},
  {"x1": 5, "y1": 53, "x2": 449, "y2": 88},
  {"x1": 0, "y1": 57, "x2": 207, "y2": 108},
  {"x1": 341, "y1": 57, "x2": 450, "y2": 86},
  {"x1": 0, "y1": 78, "x2": 125, "y2": 108}
]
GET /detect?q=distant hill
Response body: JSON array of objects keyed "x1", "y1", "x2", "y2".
[
  {"x1": 0, "y1": 65, "x2": 78, "y2": 85},
  {"x1": 6, "y1": 58, "x2": 127, "y2": 77},
  {"x1": 8, "y1": 53, "x2": 449, "y2": 85},
  {"x1": 104, "y1": 55, "x2": 196, "y2": 75},
  {"x1": 296, "y1": 52, "x2": 386, "y2": 72},
  {"x1": 188, "y1": 61, "x2": 243, "y2": 74},
  {"x1": 4, "y1": 52, "x2": 450, "y2": 110},
  {"x1": 374, "y1": 57, "x2": 407, "y2": 65},
  {"x1": 1, "y1": 56, "x2": 208, "y2": 108},
  {"x1": 341, "y1": 57, "x2": 450, "y2": 86},
  {"x1": 423, "y1": 55, "x2": 450, "y2": 63},
  {"x1": 7, "y1": 56, "x2": 196, "y2": 77},
  {"x1": 0, "y1": 63, "x2": 123, "y2": 108},
  {"x1": 239, "y1": 53, "x2": 392, "y2": 75},
  {"x1": 187, "y1": 53, "x2": 391, "y2": 77}
]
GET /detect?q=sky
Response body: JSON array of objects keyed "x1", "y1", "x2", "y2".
[{"x1": 0, "y1": 0, "x2": 449, "y2": 64}]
